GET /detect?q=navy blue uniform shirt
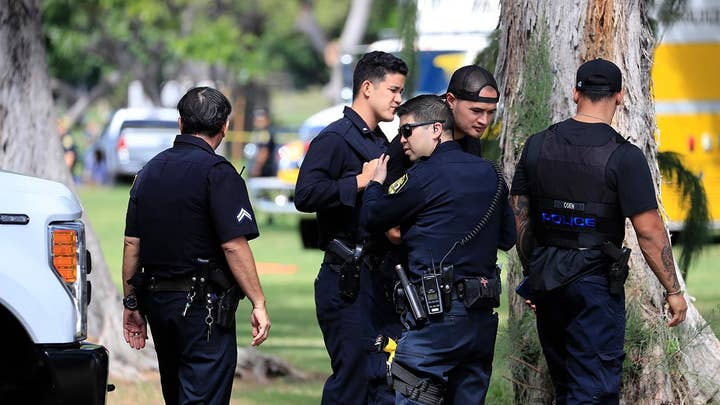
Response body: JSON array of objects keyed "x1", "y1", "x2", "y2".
[
  {"x1": 361, "y1": 141, "x2": 516, "y2": 280},
  {"x1": 125, "y1": 134, "x2": 259, "y2": 278},
  {"x1": 295, "y1": 106, "x2": 388, "y2": 247}
]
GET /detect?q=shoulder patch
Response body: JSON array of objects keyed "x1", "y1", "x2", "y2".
[{"x1": 388, "y1": 173, "x2": 408, "y2": 195}]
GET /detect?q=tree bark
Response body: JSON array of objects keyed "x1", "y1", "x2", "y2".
[
  {"x1": 1, "y1": 0, "x2": 302, "y2": 383},
  {"x1": 497, "y1": 0, "x2": 720, "y2": 403}
]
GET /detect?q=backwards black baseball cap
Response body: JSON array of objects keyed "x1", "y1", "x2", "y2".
[
  {"x1": 446, "y1": 65, "x2": 499, "y2": 103},
  {"x1": 575, "y1": 58, "x2": 622, "y2": 94}
]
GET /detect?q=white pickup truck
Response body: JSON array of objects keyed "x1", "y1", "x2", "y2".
[{"x1": 0, "y1": 170, "x2": 109, "y2": 404}]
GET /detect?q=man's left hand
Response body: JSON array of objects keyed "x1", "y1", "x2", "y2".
[
  {"x1": 371, "y1": 154, "x2": 389, "y2": 185},
  {"x1": 250, "y1": 304, "x2": 271, "y2": 347},
  {"x1": 666, "y1": 293, "x2": 688, "y2": 327}
]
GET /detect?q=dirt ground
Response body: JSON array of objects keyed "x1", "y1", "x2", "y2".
[{"x1": 107, "y1": 372, "x2": 253, "y2": 405}]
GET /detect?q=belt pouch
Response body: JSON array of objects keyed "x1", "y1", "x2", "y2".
[
  {"x1": 460, "y1": 274, "x2": 501, "y2": 309},
  {"x1": 339, "y1": 264, "x2": 360, "y2": 302},
  {"x1": 215, "y1": 285, "x2": 243, "y2": 329}
]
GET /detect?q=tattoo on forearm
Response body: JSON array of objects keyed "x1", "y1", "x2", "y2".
[
  {"x1": 661, "y1": 244, "x2": 681, "y2": 291},
  {"x1": 511, "y1": 195, "x2": 534, "y2": 272},
  {"x1": 511, "y1": 195, "x2": 529, "y2": 218}
]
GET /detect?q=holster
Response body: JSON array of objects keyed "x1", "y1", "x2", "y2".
[
  {"x1": 215, "y1": 285, "x2": 243, "y2": 329},
  {"x1": 601, "y1": 241, "x2": 631, "y2": 296},
  {"x1": 456, "y1": 266, "x2": 502, "y2": 309},
  {"x1": 391, "y1": 361, "x2": 445, "y2": 405},
  {"x1": 198, "y1": 258, "x2": 246, "y2": 328},
  {"x1": 393, "y1": 282, "x2": 407, "y2": 314},
  {"x1": 326, "y1": 239, "x2": 363, "y2": 302}
]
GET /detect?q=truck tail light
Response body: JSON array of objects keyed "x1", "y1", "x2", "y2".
[
  {"x1": 49, "y1": 222, "x2": 88, "y2": 340},
  {"x1": 117, "y1": 134, "x2": 127, "y2": 151}
]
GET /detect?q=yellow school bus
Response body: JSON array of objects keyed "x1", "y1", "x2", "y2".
[{"x1": 652, "y1": 2, "x2": 720, "y2": 231}]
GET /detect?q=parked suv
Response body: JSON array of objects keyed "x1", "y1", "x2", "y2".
[
  {"x1": 0, "y1": 170, "x2": 109, "y2": 403},
  {"x1": 90, "y1": 108, "x2": 179, "y2": 182}
]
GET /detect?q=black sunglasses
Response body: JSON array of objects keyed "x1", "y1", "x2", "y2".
[{"x1": 398, "y1": 120, "x2": 445, "y2": 138}]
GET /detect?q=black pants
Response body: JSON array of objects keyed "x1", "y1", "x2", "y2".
[
  {"x1": 144, "y1": 291, "x2": 237, "y2": 405},
  {"x1": 315, "y1": 263, "x2": 396, "y2": 405},
  {"x1": 535, "y1": 274, "x2": 625, "y2": 404}
]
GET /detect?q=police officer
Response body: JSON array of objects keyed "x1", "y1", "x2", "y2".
[
  {"x1": 121, "y1": 87, "x2": 270, "y2": 404},
  {"x1": 385, "y1": 65, "x2": 498, "y2": 187},
  {"x1": 361, "y1": 95, "x2": 516, "y2": 404},
  {"x1": 510, "y1": 58, "x2": 688, "y2": 404},
  {"x1": 294, "y1": 51, "x2": 407, "y2": 405}
]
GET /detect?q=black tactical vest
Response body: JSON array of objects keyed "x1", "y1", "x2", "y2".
[{"x1": 529, "y1": 125, "x2": 626, "y2": 249}]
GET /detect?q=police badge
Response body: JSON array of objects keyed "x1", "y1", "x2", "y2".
[{"x1": 388, "y1": 173, "x2": 408, "y2": 194}]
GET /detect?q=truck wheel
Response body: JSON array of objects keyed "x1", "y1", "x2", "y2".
[{"x1": 0, "y1": 308, "x2": 53, "y2": 404}]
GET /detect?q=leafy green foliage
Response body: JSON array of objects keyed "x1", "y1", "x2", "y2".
[
  {"x1": 41, "y1": 0, "x2": 361, "y2": 107},
  {"x1": 506, "y1": 310, "x2": 546, "y2": 401},
  {"x1": 647, "y1": 0, "x2": 687, "y2": 38},
  {"x1": 657, "y1": 151, "x2": 710, "y2": 279},
  {"x1": 474, "y1": 28, "x2": 499, "y2": 73},
  {"x1": 511, "y1": 29, "x2": 553, "y2": 155},
  {"x1": 623, "y1": 300, "x2": 653, "y2": 385}
]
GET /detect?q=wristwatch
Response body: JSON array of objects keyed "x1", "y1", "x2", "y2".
[{"x1": 123, "y1": 293, "x2": 138, "y2": 311}]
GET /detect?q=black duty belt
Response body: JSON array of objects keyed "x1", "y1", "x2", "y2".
[
  {"x1": 409, "y1": 280, "x2": 461, "y2": 301},
  {"x1": 147, "y1": 276, "x2": 194, "y2": 292}
]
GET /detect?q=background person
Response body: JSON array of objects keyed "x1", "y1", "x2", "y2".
[
  {"x1": 121, "y1": 86, "x2": 270, "y2": 404},
  {"x1": 249, "y1": 108, "x2": 277, "y2": 178},
  {"x1": 510, "y1": 58, "x2": 688, "y2": 404}
]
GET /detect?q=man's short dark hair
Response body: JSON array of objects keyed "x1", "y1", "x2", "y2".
[
  {"x1": 177, "y1": 87, "x2": 232, "y2": 136},
  {"x1": 396, "y1": 94, "x2": 454, "y2": 132},
  {"x1": 352, "y1": 51, "x2": 408, "y2": 98}
]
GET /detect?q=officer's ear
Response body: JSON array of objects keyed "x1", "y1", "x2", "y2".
[
  {"x1": 445, "y1": 93, "x2": 457, "y2": 110},
  {"x1": 615, "y1": 89, "x2": 624, "y2": 106},
  {"x1": 572, "y1": 88, "x2": 580, "y2": 104},
  {"x1": 178, "y1": 118, "x2": 184, "y2": 133},
  {"x1": 431, "y1": 122, "x2": 443, "y2": 141},
  {"x1": 361, "y1": 79, "x2": 374, "y2": 98}
]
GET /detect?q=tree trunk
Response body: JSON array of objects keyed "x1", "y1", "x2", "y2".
[
  {"x1": 496, "y1": 0, "x2": 720, "y2": 403},
  {"x1": 58, "y1": 71, "x2": 121, "y2": 131},
  {"x1": 1, "y1": 0, "x2": 302, "y2": 383},
  {"x1": 295, "y1": 0, "x2": 373, "y2": 103},
  {"x1": 325, "y1": 0, "x2": 373, "y2": 103}
]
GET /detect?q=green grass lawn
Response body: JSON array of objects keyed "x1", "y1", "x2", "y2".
[
  {"x1": 270, "y1": 86, "x2": 333, "y2": 128},
  {"x1": 682, "y1": 245, "x2": 720, "y2": 337},
  {"x1": 78, "y1": 184, "x2": 718, "y2": 404}
]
